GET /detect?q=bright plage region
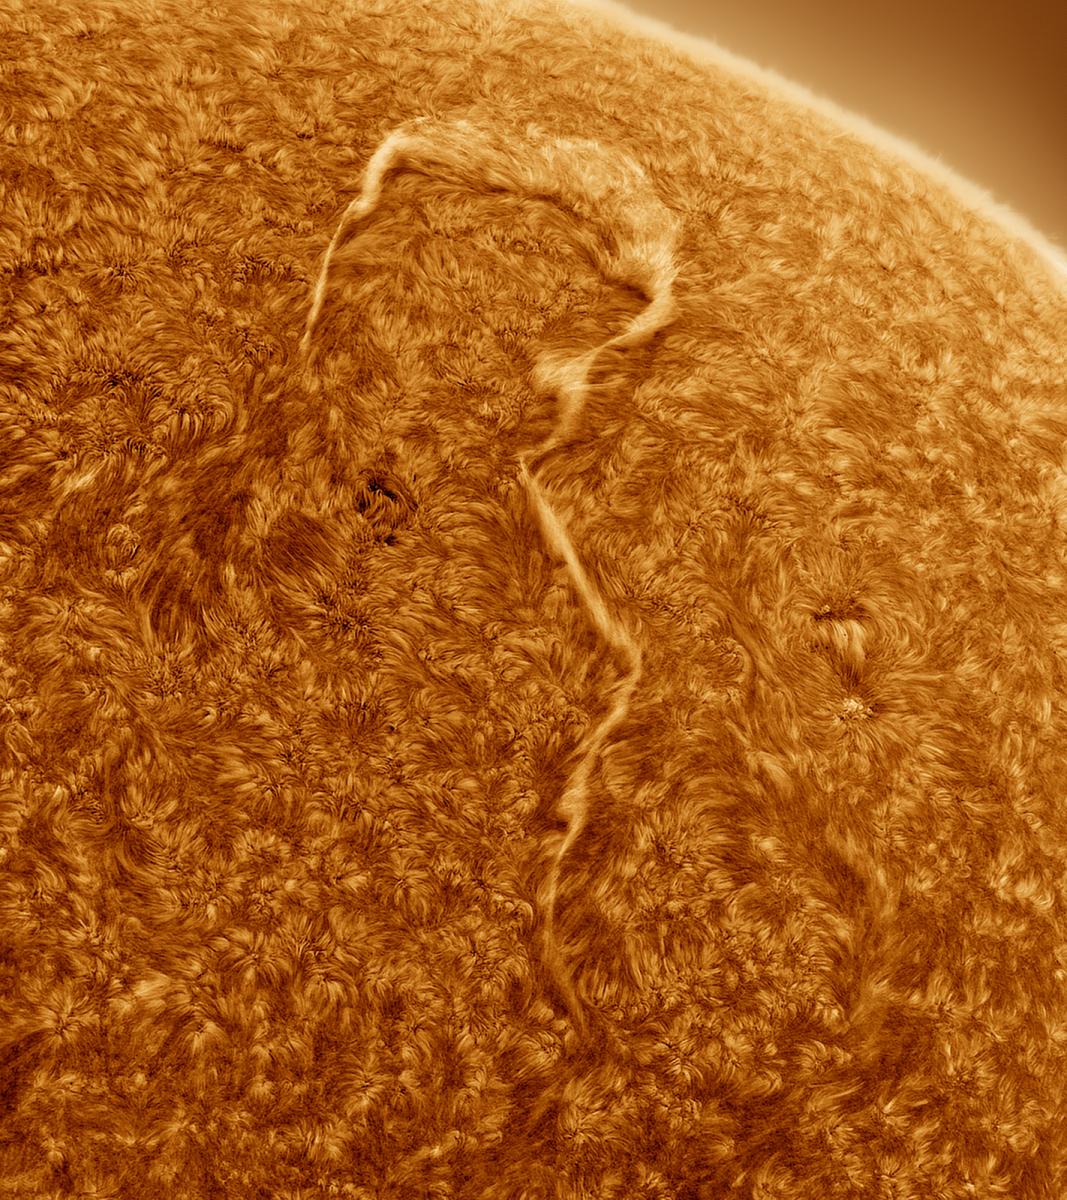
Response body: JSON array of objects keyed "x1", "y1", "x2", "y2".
[{"x1": 1, "y1": 1, "x2": 1065, "y2": 1197}]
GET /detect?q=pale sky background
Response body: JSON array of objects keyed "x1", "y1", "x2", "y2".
[{"x1": 624, "y1": 0, "x2": 1067, "y2": 253}]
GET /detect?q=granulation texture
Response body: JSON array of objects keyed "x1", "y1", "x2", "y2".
[{"x1": 1, "y1": 0, "x2": 1066, "y2": 1197}]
